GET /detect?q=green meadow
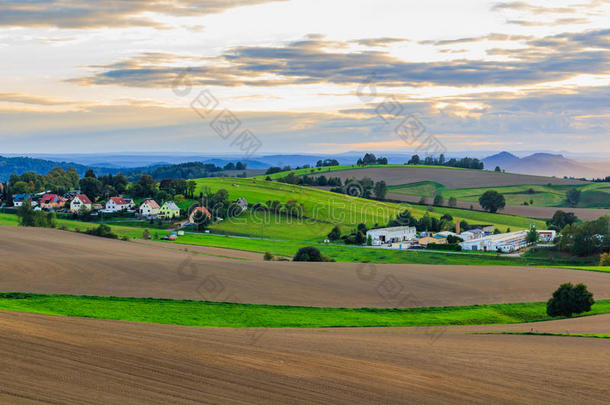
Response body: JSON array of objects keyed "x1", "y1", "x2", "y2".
[{"x1": 1, "y1": 292, "x2": 609, "y2": 328}]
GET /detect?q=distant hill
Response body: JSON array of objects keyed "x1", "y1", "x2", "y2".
[
  {"x1": 483, "y1": 152, "x2": 596, "y2": 178},
  {"x1": 0, "y1": 156, "x2": 99, "y2": 182}
]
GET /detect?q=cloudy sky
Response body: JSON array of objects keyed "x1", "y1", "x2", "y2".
[{"x1": 1, "y1": 0, "x2": 609, "y2": 155}]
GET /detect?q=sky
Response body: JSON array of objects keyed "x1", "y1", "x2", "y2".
[{"x1": 0, "y1": 0, "x2": 609, "y2": 156}]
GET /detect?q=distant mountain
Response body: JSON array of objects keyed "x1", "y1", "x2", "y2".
[{"x1": 483, "y1": 152, "x2": 596, "y2": 178}]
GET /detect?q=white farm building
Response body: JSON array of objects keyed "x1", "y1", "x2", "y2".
[
  {"x1": 366, "y1": 226, "x2": 417, "y2": 246},
  {"x1": 459, "y1": 231, "x2": 529, "y2": 253}
]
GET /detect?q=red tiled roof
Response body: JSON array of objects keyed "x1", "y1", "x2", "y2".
[
  {"x1": 190, "y1": 206, "x2": 211, "y2": 219},
  {"x1": 142, "y1": 199, "x2": 160, "y2": 209},
  {"x1": 76, "y1": 194, "x2": 92, "y2": 204},
  {"x1": 40, "y1": 194, "x2": 64, "y2": 204},
  {"x1": 110, "y1": 197, "x2": 127, "y2": 205}
]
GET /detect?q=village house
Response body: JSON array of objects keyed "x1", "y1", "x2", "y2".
[
  {"x1": 70, "y1": 194, "x2": 92, "y2": 212},
  {"x1": 159, "y1": 201, "x2": 180, "y2": 219},
  {"x1": 139, "y1": 199, "x2": 160, "y2": 217},
  {"x1": 104, "y1": 196, "x2": 132, "y2": 212},
  {"x1": 39, "y1": 194, "x2": 66, "y2": 210},
  {"x1": 12, "y1": 193, "x2": 31, "y2": 207},
  {"x1": 366, "y1": 226, "x2": 417, "y2": 246},
  {"x1": 236, "y1": 197, "x2": 248, "y2": 212},
  {"x1": 189, "y1": 206, "x2": 212, "y2": 224},
  {"x1": 537, "y1": 230, "x2": 557, "y2": 242}
]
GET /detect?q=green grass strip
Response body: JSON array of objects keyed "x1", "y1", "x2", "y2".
[{"x1": 1, "y1": 292, "x2": 609, "y2": 329}]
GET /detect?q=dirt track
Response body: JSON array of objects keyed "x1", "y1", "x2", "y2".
[
  {"x1": 312, "y1": 166, "x2": 586, "y2": 188},
  {"x1": 2, "y1": 227, "x2": 610, "y2": 307},
  {"x1": 387, "y1": 192, "x2": 610, "y2": 220},
  {"x1": 0, "y1": 311, "x2": 608, "y2": 404}
]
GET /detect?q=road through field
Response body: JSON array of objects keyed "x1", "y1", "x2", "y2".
[
  {"x1": 2, "y1": 227, "x2": 610, "y2": 308},
  {"x1": 0, "y1": 311, "x2": 608, "y2": 404}
]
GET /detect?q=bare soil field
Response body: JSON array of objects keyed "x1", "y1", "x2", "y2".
[
  {"x1": 1, "y1": 311, "x2": 608, "y2": 404},
  {"x1": 2, "y1": 227, "x2": 610, "y2": 308},
  {"x1": 311, "y1": 166, "x2": 587, "y2": 188},
  {"x1": 387, "y1": 193, "x2": 610, "y2": 220}
]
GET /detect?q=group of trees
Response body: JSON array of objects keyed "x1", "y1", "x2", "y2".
[
  {"x1": 406, "y1": 154, "x2": 484, "y2": 169},
  {"x1": 356, "y1": 153, "x2": 388, "y2": 166},
  {"x1": 316, "y1": 159, "x2": 339, "y2": 167},
  {"x1": 386, "y1": 209, "x2": 456, "y2": 233},
  {"x1": 557, "y1": 216, "x2": 610, "y2": 256},
  {"x1": 8, "y1": 167, "x2": 80, "y2": 196},
  {"x1": 16, "y1": 202, "x2": 56, "y2": 228}
]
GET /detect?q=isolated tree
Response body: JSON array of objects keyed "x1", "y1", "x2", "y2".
[
  {"x1": 547, "y1": 283, "x2": 594, "y2": 317},
  {"x1": 142, "y1": 229, "x2": 151, "y2": 240},
  {"x1": 494, "y1": 166, "x2": 501, "y2": 172},
  {"x1": 264, "y1": 252, "x2": 274, "y2": 261},
  {"x1": 327, "y1": 225, "x2": 341, "y2": 241},
  {"x1": 433, "y1": 194, "x2": 444, "y2": 206},
  {"x1": 548, "y1": 210, "x2": 578, "y2": 231},
  {"x1": 448, "y1": 197, "x2": 457, "y2": 208},
  {"x1": 479, "y1": 190, "x2": 506, "y2": 213},
  {"x1": 526, "y1": 227, "x2": 539, "y2": 244},
  {"x1": 566, "y1": 188, "x2": 581, "y2": 207},
  {"x1": 374, "y1": 180, "x2": 387, "y2": 200}
]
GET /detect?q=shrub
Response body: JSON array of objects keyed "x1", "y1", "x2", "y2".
[
  {"x1": 600, "y1": 252, "x2": 610, "y2": 266},
  {"x1": 293, "y1": 246, "x2": 334, "y2": 262},
  {"x1": 264, "y1": 252, "x2": 274, "y2": 261},
  {"x1": 86, "y1": 224, "x2": 118, "y2": 239},
  {"x1": 327, "y1": 225, "x2": 341, "y2": 241},
  {"x1": 426, "y1": 243, "x2": 462, "y2": 251},
  {"x1": 142, "y1": 229, "x2": 151, "y2": 240},
  {"x1": 546, "y1": 283, "x2": 594, "y2": 317}
]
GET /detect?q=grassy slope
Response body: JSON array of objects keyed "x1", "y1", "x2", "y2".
[
  {"x1": 1, "y1": 292, "x2": 609, "y2": 328},
  {"x1": 390, "y1": 182, "x2": 610, "y2": 208},
  {"x1": 194, "y1": 178, "x2": 546, "y2": 240},
  {"x1": 253, "y1": 163, "x2": 462, "y2": 180}
]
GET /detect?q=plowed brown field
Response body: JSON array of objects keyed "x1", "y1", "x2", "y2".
[
  {"x1": 0, "y1": 311, "x2": 608, "y2": 404},
  {"x1": 3, "y1": 227, "x2": 610, "y2": 307},
  {"x1": 311, "y1": 166, "x2": 586, "y2": 188}
]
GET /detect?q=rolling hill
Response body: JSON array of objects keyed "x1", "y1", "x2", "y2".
[{"x1": 193, "y1": 177, "x2": 545, "y2": 241}]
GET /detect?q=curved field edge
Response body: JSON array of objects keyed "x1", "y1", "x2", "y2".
[
  {"x1": 477, "y1": 332, "x2": 610, "y2": 339},
  {"x1": 1, "y1": 292, "x2": 609, "y2": 328}
]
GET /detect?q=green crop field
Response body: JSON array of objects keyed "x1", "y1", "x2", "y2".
[
  {"x1": 1, "y1": 292, "x2": 609, "y2": 328},
  {"x1": 389, "y1": 182, "x2": 610, "y2": 208},
  {"x1": 194, "y1": 177, "x2": 546, "y2": 241}
]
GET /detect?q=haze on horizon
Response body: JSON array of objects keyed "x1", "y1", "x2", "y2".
[{"x1": 1, "y1": 0, "x2": 609, "y2": 155}]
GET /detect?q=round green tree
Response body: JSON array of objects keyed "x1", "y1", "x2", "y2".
[
  {"x1": 479, "y1": 190, "x2": 506, "y2": 213},
  {"x1": 546, "y1": 283, "x2": 594, "y2": 317}
]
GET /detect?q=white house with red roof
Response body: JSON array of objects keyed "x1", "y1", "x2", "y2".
[
  {"x1": 139, "y1": 199, "x2": 160, "y2": 217},
  {"x1": 70, "y1": 194, "x2": 92, "y2": 212},
  {"x1": 105, "y1": 196, "x2": 132, "y2": 212}
]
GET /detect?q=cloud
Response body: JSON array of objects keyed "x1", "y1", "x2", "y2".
[
  {"x1": 0, "y1": 0, "x2": 286, "y2": 29},
  {"x1": 0, "y1": 92, "x2": 77, "y2": 106},
  {"x1": 68, "y1": 30, "x2": 610, "y2": 88}
]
